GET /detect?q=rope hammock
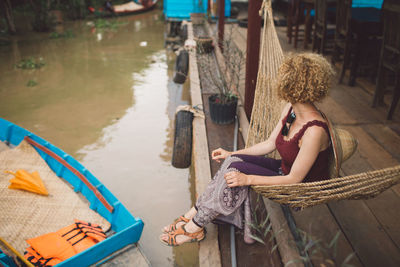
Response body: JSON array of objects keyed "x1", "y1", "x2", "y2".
[{"x1": 246, "y1": 0, "x2": 400, "y2": 209}]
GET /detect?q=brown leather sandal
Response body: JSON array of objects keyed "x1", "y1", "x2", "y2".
[
  {"x1": 159, "y1": 225, "x2": 206, "y2": 246},
  {"x1": 162, "y1": 215, "x2": 190, "y2": 233}
]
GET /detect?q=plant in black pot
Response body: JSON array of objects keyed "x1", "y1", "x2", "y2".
[
  {"x1": 198, "y1": 30, "x2": 244, "y2": 124},
  {"x1": 195, "y1": 36, "x2": 214, "y2": 54},
  {"x1": 208, "y1": 91, "x2": 238, "y2": 125}
]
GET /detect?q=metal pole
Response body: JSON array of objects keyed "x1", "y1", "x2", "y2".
[
  {"x1": 244, "y1": 0, "x2": 262, "y2": 119},
  {"x1": 230, "y1": 116, "x2": 239, "y2": 267}
]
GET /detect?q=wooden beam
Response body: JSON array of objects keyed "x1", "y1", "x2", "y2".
[
  {"x1": 218, "y1": 0, "x2": 225, "y2": 50},
  {"x1": 188, "y1": 22, "x2": 222, "y2": 267},
  {"x1": 244, "y1": 0, "x2": 262, "y2": 119}
]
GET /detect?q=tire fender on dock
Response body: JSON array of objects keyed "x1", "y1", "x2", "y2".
[
  {"x1": 180, "y1": 24, "x2": 188, "y2": 41},
  {"x1": 173, "y1": 49, "x2": 189, "y2": 84},
  {"x1": 171, "y1": 110, "x2": 194, "y2": 169}
]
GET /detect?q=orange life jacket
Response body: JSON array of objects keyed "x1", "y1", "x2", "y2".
[{"x1": 24, "y1": 220, "x2": 106, "y2": 266}]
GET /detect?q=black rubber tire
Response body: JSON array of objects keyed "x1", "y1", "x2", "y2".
[
  {"x1": 167, "y1": 21, "x2": 181, "y2": 37},
  {"x1": 238, "y1": 18, "x2": 248, "y2": 28},
  {"x1": 173, "y1": 50, "x2": 189, "y2": 84},
  {"x1": 172, "y1": 110, "x2": 193, "y2": 168},
  {"x1": 173, "y1": 72, "x2": 186, "y2": 84},
  {"x1": 180, "y1": 24, "x2": 188, "y2": 41}
]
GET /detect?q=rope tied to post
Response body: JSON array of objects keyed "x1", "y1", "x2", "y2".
[{"x1": 175, "y1": 105, "x2": 205, "y2": 119}]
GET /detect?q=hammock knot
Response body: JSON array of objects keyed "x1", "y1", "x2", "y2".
[{"x1": 259, "y1": 0, "x2": 272, "y2": 17}]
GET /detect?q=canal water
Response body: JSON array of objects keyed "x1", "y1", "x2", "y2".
[{"x1": 0, "y1": 9, "x2": 198, "y2": 267}]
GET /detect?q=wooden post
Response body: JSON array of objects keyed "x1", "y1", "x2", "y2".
[
  {"x1": 244, "y1": 0, "x2": 262, "y2": 119},
  {"x1": 218, "y1": 0, "x2": 225, "y2": 50},
  {"x1": 0, "y1": 0, "x2": 17, "y2": 34}
]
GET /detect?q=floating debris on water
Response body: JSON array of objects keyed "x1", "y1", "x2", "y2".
[
  {"x1": 15, "y1": 57, "x2": 45, "y2": 70},
  {"x1": 26, "y1": 80, "x2": 38, "y2": 87},
  {"x1": 49, "y1": 30, "x2": 75, "y2": 39}
]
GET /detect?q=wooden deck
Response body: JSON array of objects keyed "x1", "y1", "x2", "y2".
[
  {"x1": 224, "y1": 21, "x2": 400, "y2": 267},
  {"x1": 202, "y1": 95, "x2": 282, "y2": 267},
  {"x1": 192, "y1": 21, "x2": 283, "y2": 267}
]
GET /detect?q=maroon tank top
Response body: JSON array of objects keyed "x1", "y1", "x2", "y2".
[{"x1": 275, "y1": 108, "x2": 331, "y2": 182}]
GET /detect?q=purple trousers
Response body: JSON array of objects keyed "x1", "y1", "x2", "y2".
[{"x1": 193, "y1": 154, "x2": 281, "y2": 229}]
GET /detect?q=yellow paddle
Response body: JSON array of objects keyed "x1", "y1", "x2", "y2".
[{"x1": 0, "y1": 237, "x2": 34, "y2": 267}]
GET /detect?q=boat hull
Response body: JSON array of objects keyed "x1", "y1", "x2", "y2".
[
  {"x1": 91, "y1": 0, "x2": 158, "y2": 18},
  {"x1": 0, "y1": 118, "x2": 144, "y2": 266}
]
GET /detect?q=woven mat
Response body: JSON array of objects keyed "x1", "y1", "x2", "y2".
[{"x1": 0, "y1": 140, "x2": 111, "y2": 254}]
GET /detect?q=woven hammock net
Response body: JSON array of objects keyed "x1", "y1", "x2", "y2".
[{"x1": 246, "y1": 0, "x2": 400, "y2": 209}]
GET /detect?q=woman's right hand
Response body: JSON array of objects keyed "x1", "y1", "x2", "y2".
[{"x1": 211, "y1": 148, "x2": 232, "y2": 163}]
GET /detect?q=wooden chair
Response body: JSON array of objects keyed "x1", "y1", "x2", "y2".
[
  {"x1": 335, "y1": 0, "x2": 383, "y2": 86},
  {"x1": 287, "y1": 0, "x2": 294, "y2": 41},
  {"x1": 287, "y1": 0, "x2": 305, "y2": 48},
  {"x1": 331, "y1": 0, "x2": 352, "y2": 77},
  {"x1": 372, "y1": 0, "x2": 400, "y2": 119},
  {"x1": 312, "y1": 0, "x2": 335, "y2": 54},
  {"x1": 287, "y1": 0, "x2": 306, "y2": 48}
]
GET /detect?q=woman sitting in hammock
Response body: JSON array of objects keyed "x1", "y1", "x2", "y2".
[{"x1": 160, "y1": 52, "x2": 335, "y2": 246}]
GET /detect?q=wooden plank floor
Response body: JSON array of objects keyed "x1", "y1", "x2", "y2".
[
  {"x1": 195, "y1": 22, "x2": 282, "y2": 265},
  {"x1": 202, "y1": 94, "x2": 282, "y2": 267},
  {"x1": 226, "y1": 22, "x2": 400, "y2": 267}
]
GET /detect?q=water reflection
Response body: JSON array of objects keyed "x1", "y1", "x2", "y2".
[
  {"x1": 160, "y1": 51, "x2": 191, "y2": 163},
  {"x1": 78, "y1": 51, "x2": 195, "y2": 267},
  {"x1": 0, "y1": 10, "x2": 198, "y2": 266},
  {"x1": 0, "y1": 12, "x2": 163, "y2": 155}
]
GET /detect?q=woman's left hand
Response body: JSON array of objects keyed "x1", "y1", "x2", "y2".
[{"x1": 224, "y1": 171, "x2": 249, "y2": 187}]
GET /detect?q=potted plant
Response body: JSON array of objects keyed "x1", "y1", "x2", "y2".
[
  {"x1": 198, "y1": 29, "x2": 244, "y2": 124},
  {"x1": 208, "y1": 92, "x2": 238, "y2": 125},
  {"x1": 194, "y1": 36, "x2": 214, "y2": 54}
]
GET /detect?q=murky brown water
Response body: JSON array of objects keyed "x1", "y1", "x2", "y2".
[{"x1": 0, "y1": 9, "x2": 198, "y2": 267}]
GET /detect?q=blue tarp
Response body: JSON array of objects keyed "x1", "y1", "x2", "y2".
[
  {"x1": 164, "y1": 0, "x2": 231, "y2": 20},
  {"x1": 352, "y1": 0, "x2": 383, "y2": 9}
]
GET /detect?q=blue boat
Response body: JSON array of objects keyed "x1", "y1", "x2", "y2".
[
  {"x1": 163, "y1": 0, "x2": 231, "y2": 20},
  {"x1": 0, "y1": 118, "x2": 144, "y2": 267}
]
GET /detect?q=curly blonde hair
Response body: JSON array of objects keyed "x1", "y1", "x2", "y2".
[{"x1": 276, "y1": 53, "x2": 335, "y2": 103}]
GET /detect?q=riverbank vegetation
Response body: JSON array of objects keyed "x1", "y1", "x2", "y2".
[{"x1": 0, "y1": 0, "x2": 129, "y2": 34}]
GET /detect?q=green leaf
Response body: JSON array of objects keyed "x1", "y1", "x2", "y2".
[
  {"x1": 261, "y1": 213, "x2": 270, "y2": 228},
  {"x1": 341, "y1": 253, "x2": 355, "y2": 267},
  {"x1": 248, "y1": 234, "x2": 265, "y2": 245},
  {"x1": 246, "y1": 222, "x2": 259, "y2": 230},
  {"x1": 304, "y1": 240, "x2": 316, "y2": 252},
  {"x1": 271, "y1": 244, "x2": 279, "y2": 253},
  {"x1": 284, "y1": 259, "x2": 302, "y2": 267},
  {"x1": 263, "y1": 223, "x2": 272, "y2": 237},
  {"x1": 328, "y1": 231, "x2": 341, "y2": 248}
]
